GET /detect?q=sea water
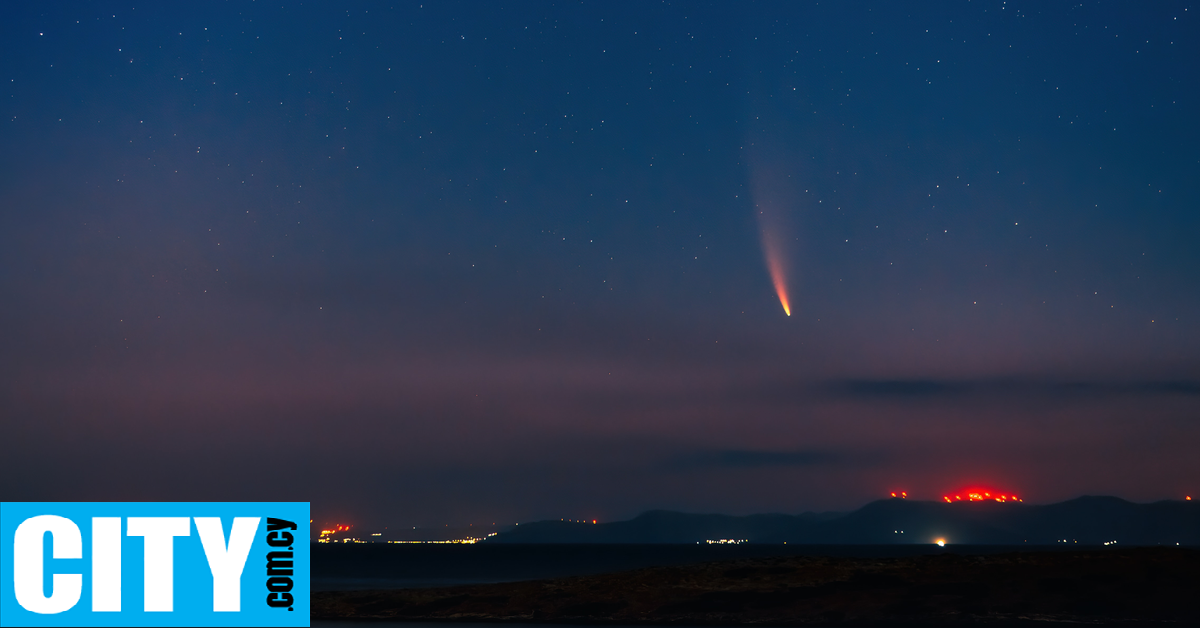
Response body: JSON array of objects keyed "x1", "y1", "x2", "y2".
[{"x1": 312, "y1": 542, "x2": 1079, "y2": 591}]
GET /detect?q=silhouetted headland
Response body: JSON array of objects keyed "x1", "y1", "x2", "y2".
[{"x1": 486, "y1": 496, "x2": 1198, "y2": 545}]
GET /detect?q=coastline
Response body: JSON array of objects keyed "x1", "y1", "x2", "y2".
[{"x1": 313, "y1": 546, "x2": 1198, "y2": 625}]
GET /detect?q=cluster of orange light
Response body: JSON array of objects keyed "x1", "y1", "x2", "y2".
[
  {"x1": 319, "y1": 524, "x2": 352, "y2": 536},
  {"x1": 890, "y1": 492, "x2": 908, "y2": 499},
  {"x1": 943, "y1": 490, "x2": 1021, "y2": 503}
]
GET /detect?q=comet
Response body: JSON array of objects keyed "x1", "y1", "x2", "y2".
[
  {"x1": 762, "y1": 230, "x2": 791, "y2": 316},
  {"x1": 750, "y1": 166, "x2": 796, "y2": 317}
]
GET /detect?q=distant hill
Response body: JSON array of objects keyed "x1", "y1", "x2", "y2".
[{"x1": 487, "y1": 496, "x2": 1198, "y2": 545}]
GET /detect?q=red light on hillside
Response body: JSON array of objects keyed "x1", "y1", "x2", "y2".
[
  {"x1": 1187, "y1": 496, "x2": 1192, "y2": 501},
  {"x1": 942, "y1": 487, "x2": 1021, "y2": 503}
]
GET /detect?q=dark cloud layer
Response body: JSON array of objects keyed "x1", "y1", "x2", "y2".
[
  {"x1": 670, "y1": 450, "x2": 844, "y2": 471},
  {"x1": 821, "y1": 379, "x2": 1200, "y2": 400}
]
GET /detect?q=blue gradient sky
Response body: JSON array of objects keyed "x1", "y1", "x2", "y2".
[{"x1": 2, "y1": 1, "x2": 1197, "y2": 528}]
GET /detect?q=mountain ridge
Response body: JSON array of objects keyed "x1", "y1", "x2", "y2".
[{"x1": 487, "y1": 496, "x2": 1198, "y2": 545}]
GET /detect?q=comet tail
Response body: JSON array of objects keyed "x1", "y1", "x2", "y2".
[{"x1": 763, "y1": 236, "x2": 791, "y2": 316}]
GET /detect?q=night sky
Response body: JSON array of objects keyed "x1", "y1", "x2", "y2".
[{"x1": 3, "y1": 2, "x2": 1198, "y2": 530}]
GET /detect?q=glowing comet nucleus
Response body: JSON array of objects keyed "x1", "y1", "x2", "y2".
[{"x1": 762, "y1": 233, "x2": 791, "y2": 316}]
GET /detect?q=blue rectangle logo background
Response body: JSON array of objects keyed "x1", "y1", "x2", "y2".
[{"x1": 1, "y1": 502, "x2": 309, "y2": 627}]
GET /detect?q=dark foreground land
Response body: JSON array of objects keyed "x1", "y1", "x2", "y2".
[{"x1": 313, "y1": 547, "x2": 1198, "y2": 626}]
